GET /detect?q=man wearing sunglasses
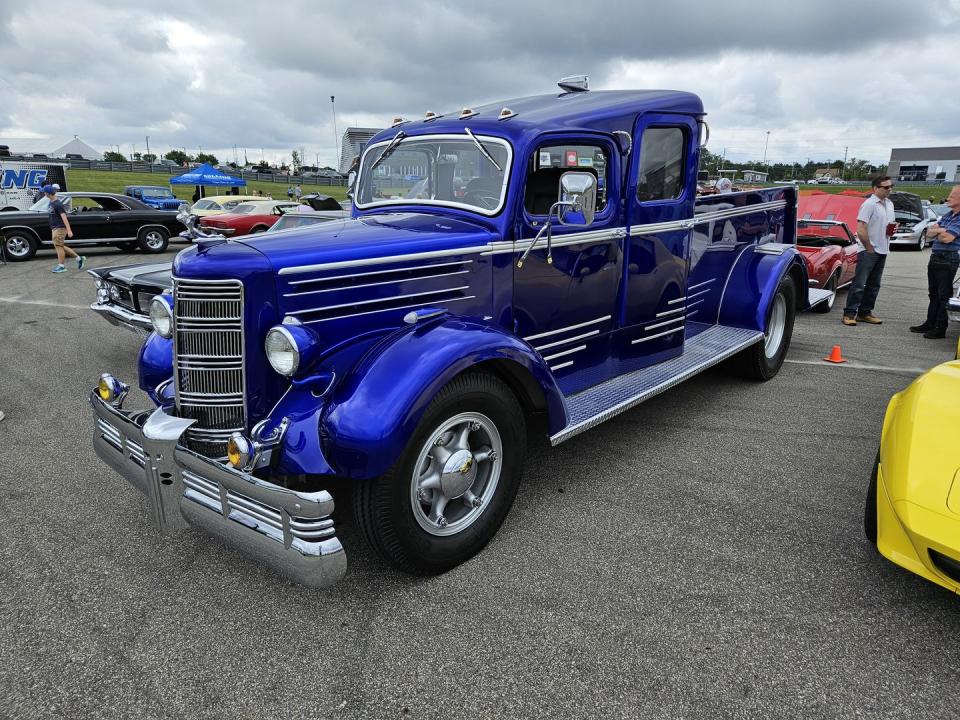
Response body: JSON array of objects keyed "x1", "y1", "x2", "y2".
[{"x1": 842, "y1": 176, "x2": 896, "y2": 326}]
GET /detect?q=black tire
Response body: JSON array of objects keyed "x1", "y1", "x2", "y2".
[
  {"x1": 812, "y1": 271, "x2": 839, "y2": 314},
  {"x1": 864, "y1": 452, "x2": 879, "y2": 547},
  {"x1": 726, "y1": 273, "x2": 796, "y2": 380},
  {"x1": 354, "y1": 372, "x2": 527, "y2": 575},
  {"x1": 117, "y1": 241, "x2": 138, "y2": 252},
  {"x1": 917, "y1": 231, "x2": 926, "y2": 251},
  {"x1": 137, "y1": 227, "x2": 169, "y2": 253},
  {"x1": 2, "y1": 230, "x2": 38, "y2": 261}
]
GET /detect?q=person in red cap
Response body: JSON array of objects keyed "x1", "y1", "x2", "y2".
[{"x1": 44, "y1": 184, "x2": 84, "y2": 273}]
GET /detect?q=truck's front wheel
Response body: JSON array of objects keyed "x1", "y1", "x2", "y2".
[
  {"x1": 727, "y1": 273, "x2": 796, "y2": 380},
  {"x1": 354, "y1": 372, "x2": 526, "y2": 575}
]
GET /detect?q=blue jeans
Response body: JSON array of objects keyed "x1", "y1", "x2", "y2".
[
  {"x1": 924, "y1": 252, "x2": 960, "y2": 330},
  {"x1": 844, "y1": 251, "x2": 887, "y2": 318}
]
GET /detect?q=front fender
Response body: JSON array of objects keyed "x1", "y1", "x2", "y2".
[
  {"x1": 320, "y1": 316, "x2": 567, "y2": 480},
  {"x1": 718, "y1": 246, "x2": 808, "y2": 332},
  {"x1": 138, "y1": 332, "x2": 173, "y2": 403}
]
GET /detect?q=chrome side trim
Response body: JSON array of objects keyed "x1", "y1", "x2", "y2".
[
  {"x1": 631, "y1": 326, "x2": 684, "y2": 345},
  {"x1": 286, "y1": 260, "x2": 472, "y2": 286},
  {"x1": 686, "y1": 287, "x2": 712, "y2": 300},
  {"x1": 655, "y1": 307, "x2": 685, "y2": 318},
  {"x1": 284, "y1": 269, "x2": 471, "y2": 298},
  {"x1": 550, "y1": 360, "x2": 574, "y2": 371},
  {"x1": 644, "y1": 316, "x2": 685, "y2": 331},
  {"x1": 542, "y1": 344, "x2": 587, "y2": 362},
  {"x1": 533, "y1": 329, "x2": 599, "y2": 352},
  {"x1": 668, "y1": 296, "x2": 687, "y2": 305},
  {"x1": 278, "y1": 246, "x2": 494, "y2": 275},
  {"x1": 294, "y1": 295, "x2": 477, "y2": 325},
  {"x1": 291, "y1": 285, "x2": 470, "y2": 317},
  {"x1": 522, "y1": 315, "x2": 611, "y2": 342},
  {"x1": 687, "y1": 278, "x2": 716, "y2": 291}
]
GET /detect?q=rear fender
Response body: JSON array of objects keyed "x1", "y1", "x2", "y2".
[
  {"x1": 320, "y1": 317, "x2": 567, "y2": 480},
  {"x1": 718, "y1": 246, "x2": 808, "y2": 331}
]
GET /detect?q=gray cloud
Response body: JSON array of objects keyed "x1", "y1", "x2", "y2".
[{"x1": 0, "y1": 0, "x2": 958, "y2": 166}]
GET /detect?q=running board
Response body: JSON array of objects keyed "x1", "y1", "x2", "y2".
[
  {"x1": 807, "y1": 288, "x2": 834, "y2": 307},
  {"x1": 550, "y1": 325, "x2": 763, "y2": 445}
]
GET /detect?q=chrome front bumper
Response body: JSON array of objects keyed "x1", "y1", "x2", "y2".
[
  {"x1": 90, "y1": 390, "x2": 347, "y2": 588},
  {"x1": 90, "y1": 301, "x2": 152, "y2": 336}
]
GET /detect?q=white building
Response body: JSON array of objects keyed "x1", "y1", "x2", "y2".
[
  {"x1": 888, "y1": 147, "x2": 960, "y2": 182},
  {"x1": 339, "y1": 127, "x2": 381, "y2": 174}
]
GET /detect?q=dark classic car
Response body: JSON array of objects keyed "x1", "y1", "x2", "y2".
[
  {"x1": 89, "y1": 208, "x2": 349, "y2": 334},
  {"x1": 0, "y1": 192, "x2": 184, "y2": 261}
]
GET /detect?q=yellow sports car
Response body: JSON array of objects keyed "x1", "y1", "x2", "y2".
[
  {"x1": 866, "y1": 344, "x2": 960, "y2": 594},
  {"x1": 190, "y1": 195, "x2": 267, "y2": 217}
]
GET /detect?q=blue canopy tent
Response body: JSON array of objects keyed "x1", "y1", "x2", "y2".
[{"x1": 169, "y1": 163, "x2": 246, "y2": 199}]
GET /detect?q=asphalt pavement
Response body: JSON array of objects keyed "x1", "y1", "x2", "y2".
[{"x1": 0, "y1": 244, "x2": 958, "y2": 719}]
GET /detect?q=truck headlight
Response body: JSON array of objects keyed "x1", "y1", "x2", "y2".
[
  {"x1": 150, "y1": 295, "x2": 174, "y2": 338},
  {"x1": 264, "y1": 326, "x2": 300, "y2": 376}
]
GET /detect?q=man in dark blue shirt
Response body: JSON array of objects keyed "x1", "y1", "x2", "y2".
[
  {"x1": 910, "y1": 185, "x2": 960, "y2": 338},
  {"x1": 44, "y1": 184, "x2": 84, "y2": 273}
]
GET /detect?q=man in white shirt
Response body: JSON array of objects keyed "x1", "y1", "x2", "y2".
[{"x1": 842, "y1": 176, "x2": 895, "y2": 325}]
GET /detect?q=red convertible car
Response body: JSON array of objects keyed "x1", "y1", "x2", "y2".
[
  {"x1": 796, "y1": 194, "x2": 864, "y2": 313},
  {"x1": 198, "y1": 199, "x2": 300, "y2": 237}
]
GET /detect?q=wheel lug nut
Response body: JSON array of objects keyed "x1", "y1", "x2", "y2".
[
  {"x1": 471, "y1": 496, "x2": 482, "y2": 508},
  {"x1": 436, "y1": 516, "x2": 448, "y2": 528},
  {"x1": 471, "y1": 421, "x2": 481, "y2": 431},
  {"x1": 418, "y1": 489, "x2": 429, "y2": 502}
]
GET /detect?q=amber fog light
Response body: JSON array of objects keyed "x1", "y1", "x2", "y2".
[
  {"x1": 227, "y1": 433, "x2": 252, "y2": 469},
  {"x1": 98, "y1": 373, "x2": 128, "y2": 405}
]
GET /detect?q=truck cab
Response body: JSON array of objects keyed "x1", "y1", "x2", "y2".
[{"x1": 90, "y1": 79, "x2": 816, "y2": 588}]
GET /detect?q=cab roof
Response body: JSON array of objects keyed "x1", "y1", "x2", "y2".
[{"x1": 373, "y1": 89, "x2": 705, "y2": 145}]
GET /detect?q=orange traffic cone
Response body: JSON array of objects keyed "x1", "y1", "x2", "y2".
[{"x1": 824, "y1": 344, "x2": 847, "y2": 363}]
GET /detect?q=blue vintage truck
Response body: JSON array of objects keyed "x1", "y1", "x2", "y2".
[{"x1": 90, "y1": 78, "x2": 827, "y2": 588}]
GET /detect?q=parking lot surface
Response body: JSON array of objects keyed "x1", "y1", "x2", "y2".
[{"x1": 0, "y1": 245, "x2": 958, "y2": 719}]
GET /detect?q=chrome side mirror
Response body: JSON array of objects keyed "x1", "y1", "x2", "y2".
[{"x1": 558, "y1": 171, "x2": 597, "y2": 226}]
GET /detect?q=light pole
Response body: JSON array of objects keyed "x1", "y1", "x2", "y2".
[
  {"x1": 762, "y1": 131, "x2": 770, "y2": 166},
  {"x1": 331, "y1": 95, "x2": 340, "y2": 172}
]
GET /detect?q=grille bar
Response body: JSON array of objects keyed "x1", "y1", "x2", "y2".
[{"x1": 173, "y1": 278, "x2": 246, "y2": 457}]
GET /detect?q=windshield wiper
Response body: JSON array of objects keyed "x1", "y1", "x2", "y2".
[
  {"x1": 464, "y1": 127, "x2": 502, "y2": 172},
  {"x1": 369, "y1": 131, "x2": 407, "y2": 174}
]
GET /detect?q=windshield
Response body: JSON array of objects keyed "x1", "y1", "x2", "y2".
[
  {"x1": 192, "y1": 199, "x2": 221, "y2": 211},
  {"x1": 797, "y1": 222, "x2": 853, "y2": 245},
  {"x1": 269, "y1": 214, "x2": 341, "y2": 232},
  {"x1": 141, "y1": 188, "x2": 174, "y2": 199},
  {"x1": 356, "y1": 133, "x2": 511, "y2": 215},
  {"x1": 28, "y1": 196, "x2": 71, "y2": 212}
]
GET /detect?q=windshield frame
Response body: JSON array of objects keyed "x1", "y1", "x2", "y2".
[
  {"x1": 354, "y1": 132, "x2": 514, "y2": 217},
  {"x1": 141, "y1": 187, "x2": 174, "y2": 199}
]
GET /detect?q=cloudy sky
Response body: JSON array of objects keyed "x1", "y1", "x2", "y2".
[{"x1": 1, "y1": 0, "x2": 958, "y2": 168}]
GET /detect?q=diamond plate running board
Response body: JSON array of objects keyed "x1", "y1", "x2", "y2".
[
  {"x1": 550, "y1": 325, "x2": 763, "y2": 445},
  {"x1": 807, "y1": 288, "x2": 834, "y2": 307}
]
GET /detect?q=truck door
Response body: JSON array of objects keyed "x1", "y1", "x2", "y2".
[
  {"x1": 620, "y1": 114, "x2": 699, "y2": 365},
  {"x1": 512, "y1": 136, "x2": 623, "y2": 394}
]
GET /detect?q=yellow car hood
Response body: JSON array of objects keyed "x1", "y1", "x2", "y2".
[{"x1": 882, "y1": 360, "x2": 960, "y2": 513}]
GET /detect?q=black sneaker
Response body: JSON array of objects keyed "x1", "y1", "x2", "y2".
[
  {"x1": 909, "y1": 323, "x2": 933, "y2": 333},
  {"x1": 923, "y1": 328, "x2": 946, "y2": 339}
]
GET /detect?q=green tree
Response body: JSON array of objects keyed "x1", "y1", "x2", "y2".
[
  {"x1": 195, "y1": 152, "x2": 219, "y2": 165},
  {"x1": 103, "y1": 150, "x2": 127, "y2": 162},
  {"x1": 291, "y1": 150, "x2": 301, "y2": 174},
  {"x1": 165, "y1": 149, "x2": 189, "y2": 165},
  {"x1": 142, "y1": 153, "x2": 156, "y2": 163}
]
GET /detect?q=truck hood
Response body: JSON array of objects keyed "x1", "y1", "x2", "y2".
[{"x1": 235, "y1": 211, "x2": 498, "y2": 274}]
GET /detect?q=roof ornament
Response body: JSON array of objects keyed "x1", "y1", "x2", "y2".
[
  {"x1": 558, "y1": 75, "x2": 589, "y2": 93},
  {"x1": 391, "y1": 117, "x2": 408, "y2": 127},
  {"x1": 498, "y1": 107, "x2": 517, "y2": 121},
  {"x1": 424, "y1": 111, "x2": 440, "y2": 122},
  {"x1": 459, "y1": 107, "x2": 477, "y2": 120}
]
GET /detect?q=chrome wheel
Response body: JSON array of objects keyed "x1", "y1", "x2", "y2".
[
  {"x1": 825, "y1": 274, "x2": 838, "y2": 309},
  {"x1": 764, "y1": 293, "x2": 786, "y2": 359},
  {"x1": 143, "y1": 230, "x2": 165, "y2": 250},
  {"x1": 5, "y1": 234, "x2": 31, "y2": 259},
  {"x1": 410, "y1": 411, "x2": 503, "y2": 537}
]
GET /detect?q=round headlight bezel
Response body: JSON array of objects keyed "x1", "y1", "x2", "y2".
[
  {"x1": 150, "y1": 296, "x2": 174, "y2": 338},
  {"x1": 264, "y1": 326, "x2": 300, "y2": 376},
  {"x1": 226, "y1": 433, "x2": 252, "y2": 469}
]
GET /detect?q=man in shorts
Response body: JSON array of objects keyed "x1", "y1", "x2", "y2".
[{"x1": 45, "y1": 185, "x2": 84, "y2": 273}]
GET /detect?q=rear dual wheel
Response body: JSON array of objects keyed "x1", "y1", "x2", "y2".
[{"x1": 354, "y1": 372, "x2": 526, "y2": 575}]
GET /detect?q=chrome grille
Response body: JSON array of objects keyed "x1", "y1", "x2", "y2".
[{"x1": 173, "y1": 278, "x2": 245, "y2": 457}]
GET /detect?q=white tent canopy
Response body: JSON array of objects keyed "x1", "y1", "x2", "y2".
[{"x1": 50, "y1": 137, "x2": 102, "y2": 160}]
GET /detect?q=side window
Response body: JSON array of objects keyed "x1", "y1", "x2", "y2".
[
  {"x1": 636, "y1": 127, "x2": 686, "y2": 202},
  {"x1": 524, "y1": 143, "x2": 608, "y2": 215}
]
